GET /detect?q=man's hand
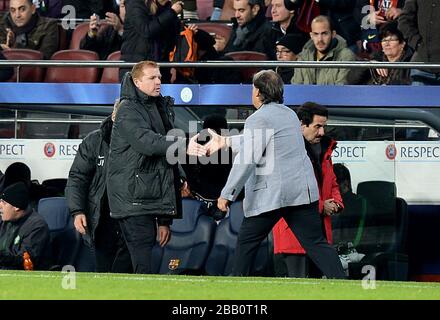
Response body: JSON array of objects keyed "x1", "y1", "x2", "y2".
[
  {"x1": 158, "y1": 225, "x2": 171, "y2": 247},
  {"x1": 323, "y1": 199, "x2": 340, "y2": 216},
  {"x1": 386, "y1": 7, "x2": 402, "y2": 20},
  {"x1": 186, "y1": 24, "x2": 198, "y2": 34},
  {"x1": 171, "y1": 1, "x2": 184, "y2": 15},
  {"x1": 88, "y1": 14, "x2": 99, "y2": 37},
  {"x1": 74, "y1": 213, "x2": 87, "y2": 234},
  {"x1": 1, "y1": 28, "x2": 15, "y2": 49},
  {"x1": 105, "y1": 12, "x2": 123, "y2": 33},
  {"x1": 214, "y1": 35, "x2": 226, "y2": 52},
  {"x1": 217, "y1": 197, "x2": 230, "y2": 212},
  {"x1": 205, "y1": 129, "x2": 228, "y2": 156},
  {"x1": 187, "y1": 133, "x2": 208, "y2": 156},
  {"x1": 181, "y1": 181, "x2": 192, "y2": 198}
]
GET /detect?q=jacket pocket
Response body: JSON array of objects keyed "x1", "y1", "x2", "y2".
[
  {"x1": 253, "y1": 181, "x2": 267, "y2": 191},
  {"x1": 134, "y1": 172, "x2": 162, "y2": 200}
]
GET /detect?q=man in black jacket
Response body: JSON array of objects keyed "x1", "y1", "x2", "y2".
[
  {"x1": 65, "y1": 99, "x2": 131, "y2": 273},
  {"x1": 107, "y1": 60, "x2": 205, "y2": 274},
  {"x1": 0, "y1": 182, "x2": 50, "y2": 270}
]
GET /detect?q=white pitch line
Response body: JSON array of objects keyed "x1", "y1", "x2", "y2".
[{"x1": 0, "y1": 272, "x2": 439, "y2": 290}]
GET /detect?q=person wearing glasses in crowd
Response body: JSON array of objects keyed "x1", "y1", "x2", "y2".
[
  {"x1": 275, "y1": 33, "x2": 308, "y2": 84},
  {"x1": 348, "y1": 21, "x2": 413, "y2": 85}
]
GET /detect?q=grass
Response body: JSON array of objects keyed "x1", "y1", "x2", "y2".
[{"x1": 1, "y1": 271, "x2": 440, "y2": 300}]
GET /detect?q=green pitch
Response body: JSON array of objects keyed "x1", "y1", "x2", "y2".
[{"x1": 1, "y1": 270, "x2": 439, "y2": 300}]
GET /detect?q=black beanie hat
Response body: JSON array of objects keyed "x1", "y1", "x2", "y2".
[
  {"x1": 276, "y1": 34, "x2": 308, "y2": 55},
  {"x1": 1, "y1": 181, "x2": 30, "y2": 210}
]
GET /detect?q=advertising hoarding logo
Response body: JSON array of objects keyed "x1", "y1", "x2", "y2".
[
  {"x1": 385, "y1": 144, "x2": 397, "y2": 160},
  {"x1": 44, "y1": 142, "x2": 56, "y2": 158}
]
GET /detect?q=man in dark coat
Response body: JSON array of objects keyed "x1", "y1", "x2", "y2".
[
  {"x1": 107, "y1": 60, "x2": 205, "y2": 274},
  {"x1": 217, "y1": 0, "x2": 275, "y2": 60},
  {"x1": 0, "y1": 0, "x2": 59, "y2": 59},
  {"x1": 65, "y1": 100, "x2": 132, "y2": 273},
  {"x1": 398, "y1": 0, "x2": 440, "y2": 85},
  {"x1": 0, "y1": 182, "x2": 50, "y2": 270}
]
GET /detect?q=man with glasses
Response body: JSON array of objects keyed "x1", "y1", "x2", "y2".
[
  {"x1": 275, "y1": 33, "x2": 308, "y2": 83},
  {"x1": 291, "y1": 15, "x2": 356, "y2": 85}
]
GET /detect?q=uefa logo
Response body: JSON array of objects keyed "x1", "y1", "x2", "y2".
[
  {"x1": 44, "y1": 142, "x2": 56, "y2": 158},
  {"x1": 385, "y1": 144, "x2": 397, "y2": 160}
]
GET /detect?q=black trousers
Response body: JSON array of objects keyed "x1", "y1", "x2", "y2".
[
  {"x1": 94, "y1": 212, "x2": 132, "y2": 273},
  {"x1": 232, "y1": 202, "x2": 346, "y2": 279},
  {"x1": 118, "y1": 215, "x2": 157, "y2": 274}
]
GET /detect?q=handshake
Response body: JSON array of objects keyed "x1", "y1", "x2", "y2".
[{"x1": 186, "y1": 129, "x2": 229, "y2": 157}]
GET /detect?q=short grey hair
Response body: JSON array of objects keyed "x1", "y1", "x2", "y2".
[{"x1": 252, "y1": 70, "x2": 284, "y2": 104}]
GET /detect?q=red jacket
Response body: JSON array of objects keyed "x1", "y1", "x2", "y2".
[{"x1": 273, "y1": 137, "x2": 344, "y2": 254}]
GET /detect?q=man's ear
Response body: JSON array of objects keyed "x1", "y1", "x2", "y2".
[
  {"x1": 31, "y1": 4, "x2": 37, "y2": 14},
  {"x1": 133, "y1": 78, "x2": 140, "y2": 88}
]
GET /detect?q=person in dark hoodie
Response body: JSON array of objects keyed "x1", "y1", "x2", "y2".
[
  {"x1": 107, "y1": 60, "x2": 205, "y2": 274},
  {"x1": 0, "y1": 181, "x2": 50, "y2": 270},
  {"x1": 65, "y1": 99, "x2": 132, "y2": 273}
]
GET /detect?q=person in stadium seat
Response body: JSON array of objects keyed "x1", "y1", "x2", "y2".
[
  {"x1": 398, "y1": 0, "x2": 440, "y2": 85},
  {"x1": 107, "y1": 60, "x2": 205, "y2": 274},
  {"x1": 214, "y1": 0, "x2": 275, "y2": 60},
  {"x1": 0, "y1": 0, "x2": 59, "y2": 59},
  {"x1": 65, "y1": 99, "x2": 132, "y2": 273},
  {"x1": 205, "y1": 70, "x2": 346, "y2": 278},
  {"x1": 272, "y1": 102, "x2": 344, "y2": 278},
  {"x1": 0, "y1": 182, "x2": 50, "y2": 270},
  {"x1": 119, "y1": 0, "x2": 183, "y2": 82},
  {"x1": 357, "y1": 0, "x2": 405, "y2": 57},
  {"x1": 80, "y1": 0, "x2": 125, "y2": 60},
  {"x1": 348, "y1": 21, "x2": 413, "y2": 85},
  {"x1": 291, "y1": 15, "x2": 356, "y2": 85},
  {"x1": 270, "y1": 0, "x2": 308, "y2": 45},
  {"x1": 275, "y1": 33, "x2": 307, "y2": 83}
]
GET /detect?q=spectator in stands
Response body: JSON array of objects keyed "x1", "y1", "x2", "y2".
[
  {"x1": 270, "y1": 0, "x2": 309, "y2": 44},
  {"x1": 215, "y1": 0, "x2": 275, "y2": 60},
  {"x1": 272, "y1": 102, "x2": 344, "y2": 278},
  {"x1": 292, "y1": 15, "x2": 356, "y2": 85},
  {"x1": 0, "y1": 50, "x2": 14, "y2": 81},
  {"x1": 348, "y1": 21, "x2": 413, "y2": 85},
  {"x1": 65, "y1": 99, "x2": 132, "y2": 273},
  {"x1": 2, "y1": 162, "x2": 58, "y2": 209},
  {"x1": 398, "y1": 0, "x2": 440, "y2": 85},
  {"x1": 0, "y1": 0, "x2": 59, "y2": 59},
  {"x1": 317, "y1": 0, "x2": 362, "y2": 54},
  {"x1": 205, "y1": 70, "x2": 346, "y2": 279},
  {"x1": 119, "y1": 0, "x2": 183, "y2": 82},
  {"x1": 0, "y1": 181, "x2": 50, "y2": 270},
  {"x1": 80, "y1": 0, "x2": 125, "y2": 59},
  {"x1": 107, "y1": 61, "x2": 205, "y2": 274},
  {"x1": 275, "y1": 33, "x2": 307, "y2": 83},
  {"x1": 358, "y1": 0, "x2": 405, "y2": 57},
  {"x1": 61, "y1": 0, "x2": 104, "y2": 19}
]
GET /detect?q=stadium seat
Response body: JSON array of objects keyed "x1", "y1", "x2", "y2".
[
  {"x1": 196, "y1": 22, "x2": 233, "y2": 44},
  {"x1": 42, "y1": 178, "x2": 68, "y2": 196},
  {"x1": 224, "y1": 51, "x2": 267, "y2": 83},
  {"x1": 347, "y1": 181, "x2": 409, "y2": 280},
  {"x1": 69, "y1": 22, "x2": 110, "y2": 49},
  {"x1": 100, "y1": 50, "x2": 121, "y2": 83},
  {"x1": 0, "y1": 0, "x2": 9, "y2": 11},
  {"x1": 205, "y1": 200, "x2": 274, "y2": 276},
  {"x1": 2, "y1": 49, "x2": 45, "y2": 82},
  {"x1": 154, "y1": 198, "x2": 217, "y2": 275},
  {"x1": 38, "y1": 197, "x2": 82, "y2": 270},
  {"x1": 197, "y1": 0, "x2": 214, "y2": 20},
  {"x1": 45, "y1": 49, "x2": 100, "y2": 83}
]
